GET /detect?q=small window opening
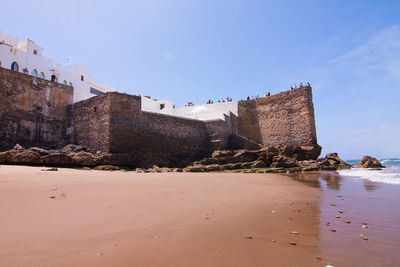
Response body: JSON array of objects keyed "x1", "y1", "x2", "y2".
[
  {"x1": 160, "y1": 104, "x2": 165, "y2": 110},
  {"x1": 81, "y1": 75, "x2": 84, "y2": 81},
  {"x1": 93, "y1": 106, "x2": 97, "y2": 112},
  {"x1": 11, "y1": 61, "x2": 19, "y2": 72},
  {"x1": 33, "y1": 49, "x2": 38, "y2": 55},
  {"x1": 51, "y1": 74, "x2": 58, "y2": 82}
]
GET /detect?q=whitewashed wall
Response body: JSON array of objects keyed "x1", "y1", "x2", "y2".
[
  {"x1": 141, "y1": 96, "x2": 238, "y2": 121},
  {"x1": 0, "y1": 31, "x2": 116, "y2": 103}
]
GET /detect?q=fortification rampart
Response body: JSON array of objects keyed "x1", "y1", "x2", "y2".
[
  {"x1": 237, "y1": 86, "x2": 318, "y2": 147},
  {"x1": 0, "y1": 67, "x2": 73, "y2": 150},
  {"x1": 71, "y1": 93, "x2": 111, "y2": 153},
  {"x1": 0, "y1": 67, "x2": 320, "y2": 167},
  {"x1": 72, "y1": 92, "x2": 216, "y2": 167}
]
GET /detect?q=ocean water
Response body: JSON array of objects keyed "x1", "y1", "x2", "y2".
[
  {"x1": 287, "y1": 163, "x2": 400, "y2": 266},
  {"x1": 341, "y1": 158, "x2": 400, "y2": 185}
]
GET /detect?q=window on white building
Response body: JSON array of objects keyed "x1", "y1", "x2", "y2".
[
  {"x1": 11, "y1": 62, "x2": 19, "y2": 72},
  {"x1": 81, "y1": 75, "x2": 84, "y2": 81},
  {"x1": 51, "y1": 75, "x2": 58, "y2": 83},
  {"x1": 39, "y1": 72, "x2": 45, "y2": 79},
  {"x1": 33, "y1": 50, "x2": 38, "y2": 55},
  {"x1": 31, "y1": 69, "x2": 38, "y2": 77}
]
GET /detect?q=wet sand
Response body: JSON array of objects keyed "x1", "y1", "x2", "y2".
[
  {"x1": 0, "y1": 165, "x2": 323, "y2": 267},
  {"x1": 288, "y1": 172, "x2": 400, "y2": 267}
]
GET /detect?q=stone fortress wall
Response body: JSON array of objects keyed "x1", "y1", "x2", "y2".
[
  {"x1": 0, "y1": 67, "x2": 320, "y2": 167},
  {"x1": 236, "y1": 88, "x2": 317, "y2": 147},
  {"x1": 0, "y1": 67, "x2": 73, "y2": 151}
]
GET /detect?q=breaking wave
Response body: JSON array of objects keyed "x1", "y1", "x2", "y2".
[
  {"x1": 338, "y1": 165, "x2": 400, "y2": 185},
  {"x1": 380, "y1": 158, "x2": 400, "y2": 166}
]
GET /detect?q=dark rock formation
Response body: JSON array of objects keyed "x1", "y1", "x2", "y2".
[
  {"x1": 184, "y1": 147, "x2": 347, "y2": 173},
  {"x1": 322, "y1": 153, "x2": 352, "y2": 169},
  {"x1": 271, "y1": 155, "x2": 298, "y2": 168},
  {"x1": 358, "y1": 156, "x2": 384, "y2": 168},
  {"x1": 0, "y1": 143, "x2": 348, "y2": 174},
  {"x1": 93, "y1": 165, "x2": 120, "y2": 171},
  {"x1": 0, "y1": 144, "x2": 99, "y2": 167}
]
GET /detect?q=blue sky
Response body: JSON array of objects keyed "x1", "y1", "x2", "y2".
[{"x1": 1, "y1": 0, "x2": 399, "y2": 159}]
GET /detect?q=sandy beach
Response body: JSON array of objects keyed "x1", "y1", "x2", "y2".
[{"x1": 0, "y1": 165, "x2": 323, "y2": 267}]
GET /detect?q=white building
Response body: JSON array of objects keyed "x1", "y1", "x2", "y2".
[
  {"x1": 0, "y1": 31, "x2": 116, "y2": 102},
  {"x1": 0, "y1": 30, "x2": 238, "y2": 121},
  {"x1": 141, "y1": 96, "x2": 238, "y2": 121}
]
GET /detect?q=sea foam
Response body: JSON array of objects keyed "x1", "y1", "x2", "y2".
[{"x1": 338, "y1": 166, "x2": 400, "y2": 185}]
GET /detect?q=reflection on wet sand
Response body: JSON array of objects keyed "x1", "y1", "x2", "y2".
[
  {"x1": 284, "y1": 172, "x2": 321, "y2": 188},
  {"x1": 287, "y1": 170, "x2": 400, "y2": 266},
  {"x1": 363, "y1": 179, "x2": 380, "y2": 191},
  {"x1": 288, "y1": 171, "x2": 379, "y2": 192},
  {"x1": 286, "y1": 171, "x2": 343, "y2": 190},
  {"x1": 320, "y1": 172, "x2": 342, "y2": 190}
]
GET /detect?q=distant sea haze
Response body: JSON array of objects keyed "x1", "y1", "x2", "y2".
[{"x1": 340, "y1": 158, "x2": 400, "y2": 185}]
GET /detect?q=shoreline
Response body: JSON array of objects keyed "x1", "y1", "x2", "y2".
[{"x1": 0, "y1": 165, "x2": 323, "y2": 267}]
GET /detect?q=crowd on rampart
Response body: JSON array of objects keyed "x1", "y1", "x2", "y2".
[{"x1": 185, "y1": 82, "x2": 311, "y2": 107}]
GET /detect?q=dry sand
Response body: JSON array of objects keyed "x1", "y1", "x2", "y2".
[{"x1": 0, "y1": 165, "x2": 323, "y2": 267}]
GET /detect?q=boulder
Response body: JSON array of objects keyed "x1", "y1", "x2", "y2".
[
  {"x1": 280, "y1": 145, "x2": 296, "y2": 158},
  {"x1": 7, "y1": 149, "x2": 42, "y2": 164},
  {"x1": 71, "y1": 151, "x2": 99, "y2": 166},
  {"x1": 271, "y1": 155, "x2": 298, "y2": 168},
  {"x1": 211, "y1": 150, "x2": 235, "y2": 158},
  {"x1": 12, "y1": 144, "x2": 25, "y2": 153},
  {"x1": 255, "y1": 149, "x2": 275, "y2": 167},
  {"x1": 358, "y1": 156, "x2": 384, "y2": 168},
  {"x1": 184, "y1": 165, "x2": 206, "y2": 172},
  {"x1": 222, "y1": 163, "x2": 242, "y2": 170},
  {"x1": 150, "y1": 165, "x2": 162, "y2": 172},
  {"x1": 302, "y1": 163, "x2": 320, "y2": 172},
  {"x1": 61, "y1": 144, "x2": 89, "y2": 154},
  {"x1": 198, "y1": 149, "x2": 259, "y2": 166},
  {"x1": 28, "y1": 147, "x2": 51, "y2": 156},
  {"x1": 325, "y1": 153, "x2": 351, "y2": 169},
  {"x1": 240, "y1": 162, "x2": 254, "y2": 169},
  {"x1": 251, "y1": 160, "x2": 267, "y2": 168},
  {"x1": 0, "y1": 152, "x2": 6, "y2": 164},
  {"x1": 41, "y1": 153, "x2": 74, "y2": 166},
  {"x1": 234, "y1": 150, "x2": 259, "y2": 162},
  {"x1": 295, "y1": 145, "x2": 322, "y2": 160},
  {"x1": 93, "y1": 165, "x2": 120, "y2": 171},
  {"x1": 198, "y1": 158, "x2": 219, "y2": 165},
  {"x1": 205, "y1": 164, "x2": 221, "y2": 171}
]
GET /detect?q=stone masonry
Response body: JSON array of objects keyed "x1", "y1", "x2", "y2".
[
  {"x1": 237, "y1": 87, "x2": 317, "y2": 147},
  {"x1": 0, "y1": 67, "x2": 73, "y2": 151},
  {"x1": 0, "y1": 67, "x2": 320, "y2": 167}
]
